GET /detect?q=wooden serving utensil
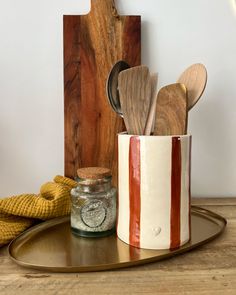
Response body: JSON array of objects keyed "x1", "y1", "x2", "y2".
[
  {"x1": 106, "y1": 60, "x2": 130, "y2": 117},
  {"x1": 177, "y1": 63, "x2": 207, "y2": 110},
  {"x1": 144, "y1": 73, "x2": 158, "y2": 135},
  {"x1": 118, "y1": 66, "x2": 152, "y2": 135},
  {"x1": 153, "y1": 83, "x2": 188, "y2": 136}
]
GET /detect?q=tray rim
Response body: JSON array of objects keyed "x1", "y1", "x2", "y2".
[{"x1": 8, "y1": 206, "x2": 227, "y2": 273}]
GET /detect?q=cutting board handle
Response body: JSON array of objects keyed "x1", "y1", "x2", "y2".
[{"x1": 90, "y1": 0, "x2": 119, "y2": 17}]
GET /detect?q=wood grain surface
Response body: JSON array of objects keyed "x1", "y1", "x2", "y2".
[
  {"x1": 64, "y1": 0, "x2": 141, "y2": 185},
  {"x1": 118, "y1": 66, "x2": 151, "y2": 135},
  {"x1": 144, "y1": 73, "x2": 158, "y2": 135},
  {"x1": 177, "y1": 63, "x2": 207, "y2": 110},
  {"x1": 0, "y1": 198, "x2": 235, "y2": 295},
  {"x1": 154, "y1": 83, "x2": 188, "y2": 135}
]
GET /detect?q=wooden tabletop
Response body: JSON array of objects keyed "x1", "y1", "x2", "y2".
[{"x1": 0, "y1": 198, "x2": 235, "y2": 295}]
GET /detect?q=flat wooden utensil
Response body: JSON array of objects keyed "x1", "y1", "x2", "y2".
[
  {"x1": 144, "y1": 73, "x2": 158, "y2": 135},
  {"x1": 177, "y1": 63, "x2": 207, "y2": 110},
  {"x1": 118, "y1": 66, "x2": 152, "y2": 135},
  {"x1": 64, "y1": 0, "x2": 141, "y2": 186},
  {"x1": 153, "y1": 83, "x2": 188, "y2": 136}
]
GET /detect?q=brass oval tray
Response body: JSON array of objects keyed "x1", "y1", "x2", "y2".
[{"x1": 8, "y1": 206, "x2": 226, "y2": 273}]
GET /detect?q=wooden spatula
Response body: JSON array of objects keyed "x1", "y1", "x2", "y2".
[
  {"x1": 177, "y1": 63, "x2": 207, "y2": 110},
  {"x1": 153, "y1": 83, "x2": 188, "y2": 136},
  {"x1": 118, "y1": 66, "x2": 152, "y2": 135},
  {"x1": 144, "y1": 73, "x2": 158, "y2": 135}
]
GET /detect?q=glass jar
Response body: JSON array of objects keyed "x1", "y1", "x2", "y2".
[{"x1": 70, "y1": 167, "x2": 117, "y2": 238}]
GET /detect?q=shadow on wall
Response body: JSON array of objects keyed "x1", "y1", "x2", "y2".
[
  {"x1": 141, "y1": 20, "x2": 153, "y2": 68},
  {"x1": 0, "y1": 119, "x2": 29, "y2": 196},
  {"x1": 191, "y1": 73, "x2": 235, "y2": 196}
]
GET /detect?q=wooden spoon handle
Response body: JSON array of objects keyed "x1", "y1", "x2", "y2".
[{"x1": 144, "y1": 74, "x2": 158, "y2": 135}]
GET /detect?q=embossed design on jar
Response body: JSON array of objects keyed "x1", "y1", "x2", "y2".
[{"x1": 81, "y1": 200, "x2": 107, "y2": 228}]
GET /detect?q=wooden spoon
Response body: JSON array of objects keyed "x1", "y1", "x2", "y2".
[
  {"x1": 144, "y1": 73, "x2": 158, "y2": 135},
  {"x1": 118, "y1": 65, "x2": 152, "y2": 135},
  {"x1": 177, "y1": 63, "x2": 207, "y2": 110},
  {"x1": 153, "y1": 83, "x2": 187, "y2": 136}
]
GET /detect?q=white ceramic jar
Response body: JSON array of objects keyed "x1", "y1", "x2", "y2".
[{"x1": 117, "y1": 133, "x2": 192, "y2": 250}]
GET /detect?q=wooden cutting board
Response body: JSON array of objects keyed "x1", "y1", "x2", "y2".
[{"x1": 64, "y1": 0, "x2": 141, "y2": 186}]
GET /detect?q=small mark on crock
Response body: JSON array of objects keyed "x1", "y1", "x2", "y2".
[{"x1": 152, "y1": 227, "x2": 161, "y2": 237}]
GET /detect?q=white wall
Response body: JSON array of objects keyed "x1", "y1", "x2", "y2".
[{"x1": 0, "y1": 0, "x2": 236, "y2": 197}]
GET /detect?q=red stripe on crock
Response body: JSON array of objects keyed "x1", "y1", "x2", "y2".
[
  {"x1": 188, "y1": 136, "x2": 192, "y2": 239},
  {"x1": 170, "y1": 137, "x2": 182, "y2": 249},
  {"x1": 116, "y1": 135, "x2": 119, "y2": 233},
  {"x1": 129, "y1": 245, "x2": 141, "y2": 261},
  {"x1": 129, "y1": 136, "x2": 141, "y2": 248}
]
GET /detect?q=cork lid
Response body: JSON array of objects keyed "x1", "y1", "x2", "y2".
[{"x1": 77, "y1": 167, "x2": 111, "y2": 180}]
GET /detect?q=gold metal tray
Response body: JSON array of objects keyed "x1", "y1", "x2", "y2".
[{"x1": 8, "y1": 206, "x2": 226, "y2": 273}]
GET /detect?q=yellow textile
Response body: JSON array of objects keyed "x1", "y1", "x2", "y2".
[{"x1": 0, "y1": 175, "x2": 77, "y2": 247}]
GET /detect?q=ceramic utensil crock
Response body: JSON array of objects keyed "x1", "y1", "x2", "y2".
[{"x1": 117, "y1": 133, "x2": 192, "y2": 250}]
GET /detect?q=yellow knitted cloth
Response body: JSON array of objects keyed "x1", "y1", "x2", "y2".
[{"x1": 0, "y1": 175, "x2": 77, "y2": 247}]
